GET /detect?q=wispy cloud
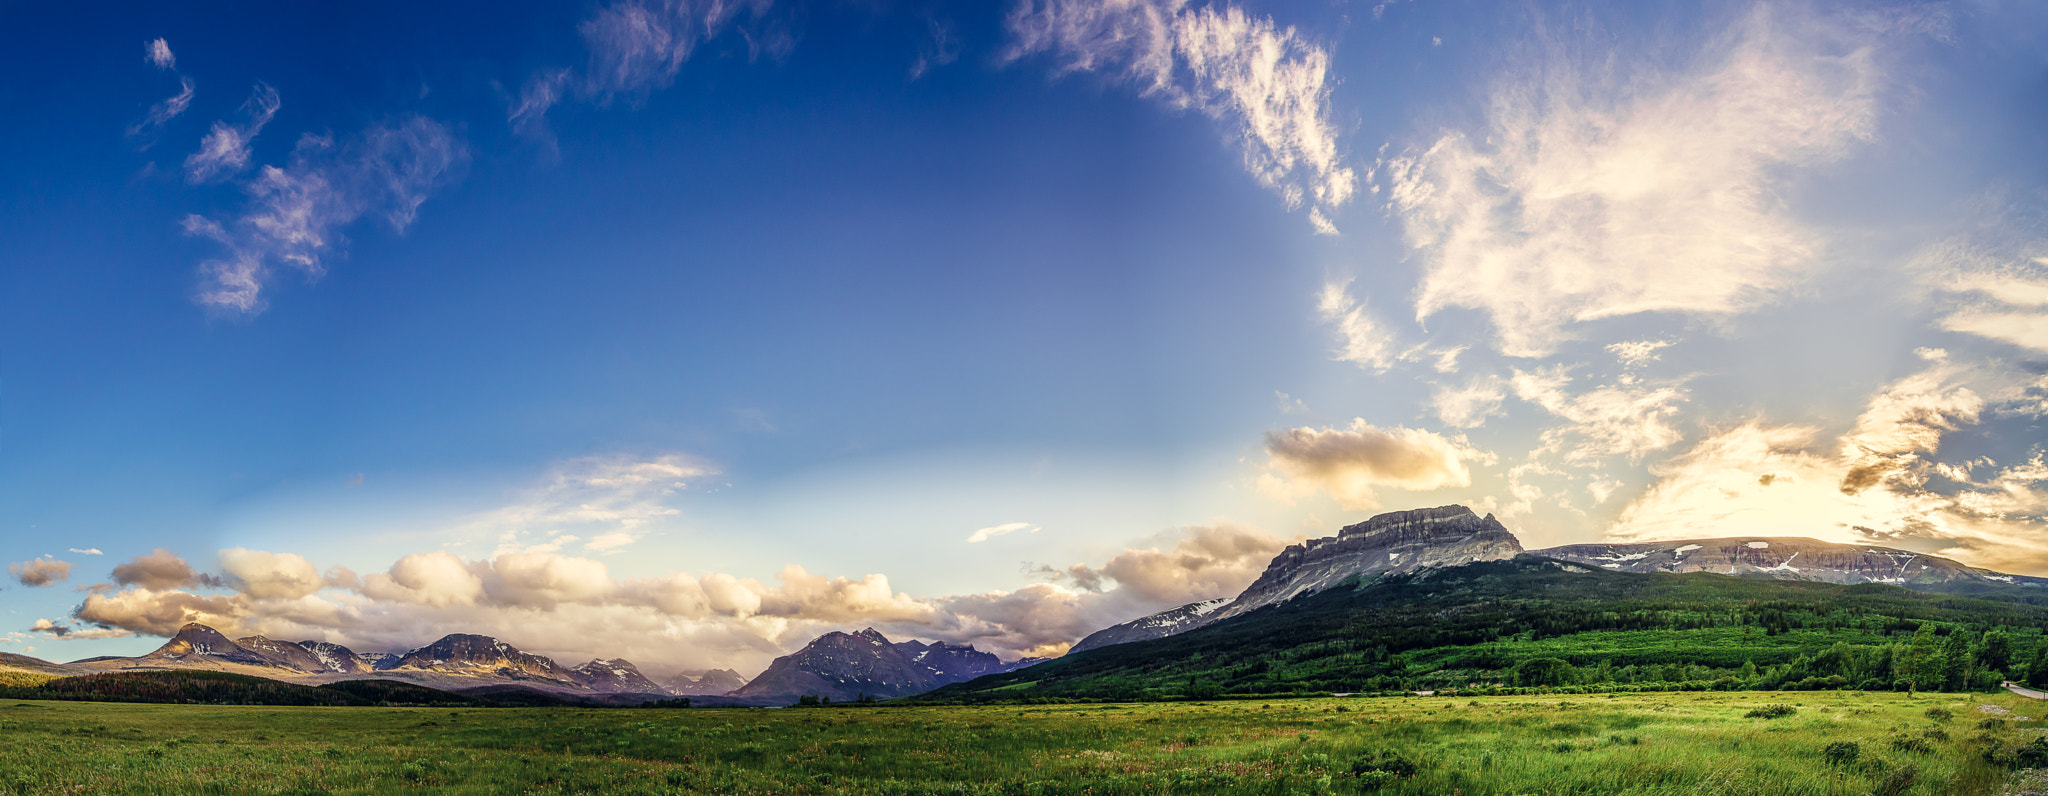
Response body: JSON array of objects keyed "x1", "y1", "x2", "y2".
[
  {"x1": 1004, "y1": 0, "x2": 1357, "y2": 229},
  {"x1": 1382, "y1": 6, "x2": 1887, "y2": 356},
  {"x1": 68, "y1": 548, "x2": 103, "y2": 556},
  {"x1": 146, "y1": 38, "x2": 176, "y2": 70},
  {"x1": 966, "y1": 522, "x2": 1039, "y2": 544},
  {"x1": 909, "y1": 17, "x2": 962, "y2": 80},
  {"x1": 129, "y1": 78, "x2": 195, "y2": 143},
  {"x1": 183, "y1": 116, "x2": 468, "y2": 314},
  {"x1": 1317, "y1": 280, "x2": 1396, "y2": 372},
  {"x1": 185, "y1": 83, "x2": 282, "y2": 183}
]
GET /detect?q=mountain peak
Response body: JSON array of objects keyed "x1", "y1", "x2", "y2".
[
  {"x1": 855, "y1": 628, "x2": 890, "y2": 645},
  {"x1": 1205, "y1": 504, "x2": 1523, "y2": 625}
]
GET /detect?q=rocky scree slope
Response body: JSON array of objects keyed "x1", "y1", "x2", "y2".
[
  {"x1": 1205, "y1": 505, "x2": 1522, "y2": 625},
  {"x1": 1070, "y1": 598, "x2": 1229, "y2": 654}
]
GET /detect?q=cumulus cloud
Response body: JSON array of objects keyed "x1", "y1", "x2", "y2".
[
  {"x1": 75, "y1": 587, "x2": 242, "y2": 637},
  {"x1": 111, "y1": 549, "x2": 204, "y2": 590},
  {"x1": 218, "y1": 548, "x2": 325, "y2": 600},
  {"x1": 1260, "y1": 419, "x2": 1491, "y2": 510},
  {"x1": 1318, "y1": 280, "x2": 1396, "y2": 372},
  {"x1": 183, "y1": 115, "x2": 468, "y2": 314},
  {"x1": 9, "y1": 558, "x2": 73, "y2": 587},
  {"x1": 185, "y1": 83, "x2": 281, "y2": 183},
  {"x1": 1382, "y1": 6, "x2": 1885, "y2": 356},
  {"x1": 1005, "y1": 0, "x2": 1357, "y2": 227},
  {"x1": 966, "y1": 522, "x2": 1039, "y2": 543},
  {"x1": 1609, "y1": 360, "x2": 2048, "y2": 572},
  {"x1": 146, "y1": 38, "x2": 175, "y2": 70}
]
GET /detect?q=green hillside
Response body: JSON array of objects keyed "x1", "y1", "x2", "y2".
[
  {"x1": 928, "y1": 557, "x2": 2048, "y2": 702},
  {"x1": 0, "y1": 671, "x2": 487, "y2": 707}
]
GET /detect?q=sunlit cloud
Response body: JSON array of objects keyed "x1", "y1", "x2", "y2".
[
  {"x1": 1259, "y1": 419, "x2": 1492, "y2": 511},
  {"x1": 966, "y1": 522, "x2": 1039, "y2": 543}
]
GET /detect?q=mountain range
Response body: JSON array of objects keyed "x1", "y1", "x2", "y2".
[{"x1": 12, "y1": 503, "x2": 2048, "y2": 704}]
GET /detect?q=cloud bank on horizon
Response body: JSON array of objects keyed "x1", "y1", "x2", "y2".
[{"x1": 3, "y1": 0, "x2": 2045, "y2": 667}]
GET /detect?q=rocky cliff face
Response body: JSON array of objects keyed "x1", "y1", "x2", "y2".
[
  {"x1": 1207, "y1": 505, "x2": 1523, "y2": 625},
  {"x1": 295, "y1": 641, "x2": 377, "y2": 674},
  {"x1": 733, "y1": 629, "x2": 1031, "y2": 701},
  {"x1": 386, "y1": 634, "x2": 582, "y2": 686},
  {"x1": 144, "y1": 624, "x2": 275, "y2": 666},
  {"x1": 1532, "y1": 538, "x2": 2048, "y2": 588},
  {"x1": 1070, "y1": 598, "x2": 1229, "y2": 654},
  {"x1": 233, "y1": 635, "x2": 331, "y2": 672},
  {"x1": 662, "y1": 668, "x2": 748, "y2": 696},
  {"x1": 571, "y1": 658, "x2": 664, "y2": 693}
]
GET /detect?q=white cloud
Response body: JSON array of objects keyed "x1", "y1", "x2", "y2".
[
  {"x1": 128, "y1": 77, "x2": 195, "y2": 142},
  {"x1": 146, "y1": 38, "x2": 176, "y2": 70},
  {"x1": 1511, "y1": 367, "x2": 1686, "y2": 464},
  {"x1": 966, "y1": 522, "x2": 1040, "y2": 543},
  {"x1": 1607, "y1": 339, "x2": 1675, "y2": 367},
  {"x1": 1937, "y1": 258, "x2": 2048, "y2": 354},
  {"x1": 1260, "y1": 419, "x2": 1492, "y2": 510},
  {"x1": 1383, "y1": 6, "x2": 1884, "y2": 356},
  {"x1": 1431, "y1": 376, "x2": 1507, "y2": 429},
  {"x1": 218, "y1": 548, "x2": 325, "y2": 600},
  {"x1": 185, "y1": 83, "x2": 281, "y2": 183},
  {"x1": 1318, "y1": 280, "x2": 1396, "y2": 372},
  {"x1": 1005, "y1": 0, "x2": 1357, "y2": 228},
  {"x1": 68, "y1": 548, "x2": 103, "y2": 556},
  {"x1": 184, "y1": 116, "x2": 468, "y2": 314},
  {"x1": 475, "y1": 454, "x2": 716, "y2": 555}
]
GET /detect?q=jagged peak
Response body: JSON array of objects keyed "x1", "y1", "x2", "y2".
[{"x1": 854, "y1": 628, "x2": 890, "y2": 645}]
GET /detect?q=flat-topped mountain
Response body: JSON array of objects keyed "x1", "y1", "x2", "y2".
[
  {"x1": 662, "y1": 668, "x2": 748, "y2": 696},
  {"x1": 1531, "y1": 538, "x2": 2048, "y2": 590},
  {"x1": 571, "y1": 658, "x2": 664, "y2": 693},
  {"x1": 1207, "y1": 505, "x2": 1522, "y2": 625},
  {"x1": 1070, "y1": 598, "x2": 1228, "y2": 654},
  {"x1": 733, "y1": 628, "x2": 1035, "y2": 701}
]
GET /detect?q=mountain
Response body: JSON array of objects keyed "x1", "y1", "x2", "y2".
[
  {"x1": 1206, "y1": 505, "x2": 1522, "y2": 625},
  {"x1": 927, "y1": 555, "x2": 2048, "y2": 701},
  {"x1": 0, "y1": 651, "x2": 73, "y2": 675},
  {"x1": 733, "y1": 628, "x2": 1032, "y2": 701},
  {"x1": 234, "y1": 635, "x2": 330, "y2": 672},
  {"x1": 570, "y1": 658, "x2": 664, "y2": 693},
  {"x1": 1532, "y1": 538, "x2": 2048, "y2": 591},
  {"x1": 358, "y1": 651, "x2": 400, "y2": 670},
  {"x1": 142, "y1": 624, "x2": 276, "y2": 667},
  {"x1": 384, "y1": 634, "x2": 583, "y2": 686},
  {"x1": 662, "y1": 668, "x2": 748, "y2": 696},
  {"x1": 295, "y1": 641, "x2": 378, "y2": 674},
  {"x1": 1070, "y1": 598, "x2": 1228, "y2": 654}
]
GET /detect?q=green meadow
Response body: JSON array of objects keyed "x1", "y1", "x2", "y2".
[{"x1": 3, "y1": 690, "x2": 2045, "y2": 795}]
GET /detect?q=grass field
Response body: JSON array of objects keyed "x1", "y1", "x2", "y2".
[{"x1": 1, "y1": 690, "x2": 2042, "y2": 795}]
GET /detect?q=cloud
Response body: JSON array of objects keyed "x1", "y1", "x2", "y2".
[
  {"x1": 218, "y1": 548, "x2": 325, "y2": 600},
  {"x1": 146, "y1": 38, "x2": 175, "y2": 70},
  {"x1": 74, "y1": 587, "x2": 244, "y2": 637},
  {"x1": 69, "y1": 548, "x2": 103, "y2": 556},
  {"x1": 9, "y1": 558, "x2": 74, "y2": 587},
  {"x1": 128, "y1": 77, "x2": 195, "y2": 142},
  {"x1": 1061, "y1": 522, "x2": 1298, "y2": 605},
  {"x1": 909, "y1": 17, "x2": 962, "y2": 80},
  {"x1": 1382, "y1": 5, "x2": 1885, "y2": 356},
  {"x1": 360, "y1": 551, "x2": 485, "y2": 608},
  {"x1": 185, "y1": 83, "x2": 281, "y2": 183},
  {"x1": 966, "y1": 522, "x2": 1039, "y2": 543},
  {"x1": 1318, "y1": 280, "x2": 1396, "y2": 372},
  {"x1": 28, "y1": 618, "x2": 130, "y2": 641},
  {"x1": 111, "y1": 549, "x2": 204, "y2": 590},
  {"x1": 1004, "y1": 0, "x2": 1357, "y2": 227},
  {"x1": 183, "y1": 116, "x2": 468, "y2": 314},
  {"x1": 1260, "y1": 419, "x2": 1491, "y2": 510},
  {"x1": 475, "y1": 454, "x2": 717, "y2": 556},
  {"x1": 511, "y1": 0, "x2": 783, "y2": 144},
  {"x1": 1607, "y1": 339, "x2": 1675, "y2": 367},
  {"x1": 1608, "y1": 361, "x2": 2048, "y2": 572},
  {"x1": 1432, "y1": 376, "x2": 1507, "y2": 429},
  {"x1": 1937, "y1": 257, "x2": 2048, "y2": 354},
  {"x1": 1510, "y1": 367, "x2": 1686, "y2": 464}
]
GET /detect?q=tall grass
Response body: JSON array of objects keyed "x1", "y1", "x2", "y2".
[{"x1": 0, "y1": 690, "x2": 2033, "y2": 794}]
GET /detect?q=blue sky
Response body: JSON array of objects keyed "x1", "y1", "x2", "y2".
[{"x1": 4, "y1": 0, "x2": 2047, "y2": 675}]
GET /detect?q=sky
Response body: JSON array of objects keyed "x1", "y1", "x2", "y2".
[{"x1": 3, "y1": 0, "x2": 2046, "y2": 678}]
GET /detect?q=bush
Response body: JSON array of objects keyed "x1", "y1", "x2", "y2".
[
  {"x1": 1744, "y1": 705, "x2": 1796, "y2": 719},
  {"x1": 1924, "y1": 706, "x2": 1953, "y2": 721},
  {"x1": 1889, "y1": 736, "x2": 1932, "y2": 754},
  {"x1": 1874, "y1": 763, "x2": 1918, "y2": 796},
  {"x1": 2020, "y1": 737, "x2": 2048, "y2": 768},
  {"x1": 1349, "y1": 750, "x2": 1418, "y2": 779},
  {"x1": 1822, "y1": 741, "x2": 1859, "y2": 766}
]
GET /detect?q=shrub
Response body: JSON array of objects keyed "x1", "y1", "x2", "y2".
[
  {"x1": 1924, "y1": 706, "x2": 1953, "y2": 721},
  {"x1": 1350, "y1": 750, "x2": 1418, "y2": 779},
  {"x1": 1822, "y1": 741, "x2": 1859, "y2": 766},
  {"x1": 1744, "y1": 705, "x2": 1796, "y2": 719},
  {"x1": 2020, "y1": 737, "x2": 2048, "y2": 768},
  {"x1": 1889, "y1": 736, "x2": 1932, "y2": 754},
  {"x1": 1874, "y1": 763, "x2": 1918, "y2": 796}
]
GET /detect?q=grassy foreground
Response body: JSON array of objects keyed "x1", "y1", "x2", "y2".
[{"x1": 1, "y1": 690, "x2": 2042, "y2": 795}]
